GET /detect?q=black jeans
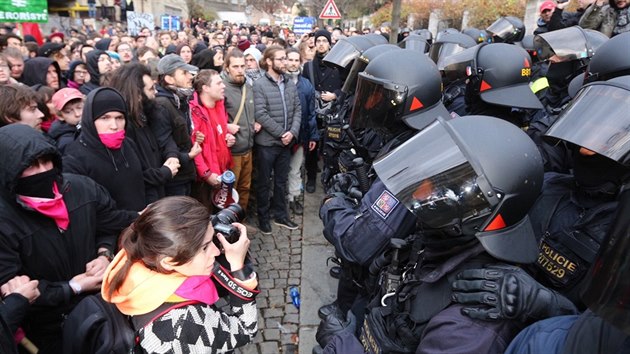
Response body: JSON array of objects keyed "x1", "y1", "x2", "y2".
[{"x1": 256, "y1": 145, "x2": 291, "y2": 222}]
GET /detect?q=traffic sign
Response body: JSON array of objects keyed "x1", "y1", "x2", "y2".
[{"x1": 319, "y1": 0, "x2": 341, "y2": 19}]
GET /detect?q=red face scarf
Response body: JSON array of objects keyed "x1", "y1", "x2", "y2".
[
  {"x1": 98, "y1": 130, "x2": 125, "y2": 149},
  {"x1": 174, "y1": 276, "x2": 219, "y2": 305},
  {"x1": 18, "y1": 182, "x2": 69, "y2": 230}
]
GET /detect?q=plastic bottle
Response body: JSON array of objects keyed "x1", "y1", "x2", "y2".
[{"x1": 289, "y1": 286, "x2": 301, "y2": 309}]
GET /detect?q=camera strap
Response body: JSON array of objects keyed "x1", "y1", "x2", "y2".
[{"x1": 212, "y1": 264, "x2": 260, "y2": 302}]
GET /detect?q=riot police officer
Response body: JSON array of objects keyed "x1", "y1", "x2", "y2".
[
  {"x1": 453, "y1": 76, "x2": 630, "y2": 353},
  {"x1": 315, "y1": 49, "x2": 450, "y2": 348},
  {"x1": 356, "y1": 115, "x2": 548, "y2": 353},
  {"x1": 486, "y1": 16, "x2": 526, "y2": 44},
  {"x1": 441, "y1": 42, "x2": 544, "y2": 126}
]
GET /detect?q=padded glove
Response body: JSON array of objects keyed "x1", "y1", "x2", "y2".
[{"x1": 451, "y1": 264, "x2": 578, "y2": 322}]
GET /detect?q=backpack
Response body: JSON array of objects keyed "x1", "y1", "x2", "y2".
[{"x1": 62, "y1": 294, "x2": 196, "y2": 354}]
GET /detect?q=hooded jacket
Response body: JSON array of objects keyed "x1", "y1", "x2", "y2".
[
  {"x1": 80, "y1": 49, "x2": 106, "y2": 94},
  {"x1": 191, "y1": 48, "x2": 222, "y2": 72},
  {"x1": 579, "y1": 1, "x2": 628, "y2": 37},
  {"x1": 221, "y1": 70, "x2": 255, "y2": 155},
  {"x1": 65, "y1": 60, "x2": 86, "y2": 90},
  {"x1": 21, "y1": 57, "x2": 60, "y2": 87},
  {"x1": 0, "y1": 124, "x2": 136, "y2": 346},
  {"x1": 47, "y1": 119, "x2": 78, "y2": 154},
  {"x1": 63, "y1": 87, "x2": 147, "y2": 211}
]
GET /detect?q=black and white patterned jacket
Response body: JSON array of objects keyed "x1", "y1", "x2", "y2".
[{"x1": 138, "y1": 301, "x2": 258, "y2": 353}]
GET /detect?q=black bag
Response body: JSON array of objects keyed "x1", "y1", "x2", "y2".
[
  {"x1": 62, "y1": 294, "x2": 196, "y2": 354},
  {"x1": 62, "y1": 294, "x2": 137, "y2": 354}
]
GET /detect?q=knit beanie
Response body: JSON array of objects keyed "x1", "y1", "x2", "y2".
[
  {"x1": 91, "y1": 87, "x2": 127, "y2": 120},
  {"x1": 314, "y1": 29, "x2": 332, "y2": 44}
]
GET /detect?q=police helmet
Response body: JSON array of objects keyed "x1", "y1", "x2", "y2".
[
  {"x1": 462, "y1": 28, "x2": 492, "y2": 44},
  {"x1": 350, "y1": 49, "x2": 449, "y2": 132},
  {"x1": 374, "y1": 115, "x2": 543, "y2": 263},
  {"x1": 486, "y1": 16, "x2": 525, "y2": 43},
  {"x1": 568, "y1": 31, "x2": 628, "y2": 97},
  {"x1": 323, "y1": 34, "x2": 387, "y2": 71},
  {"x1": 534, "y1": 26, "x2": 608, "y2": 62},
  {"x1": 547, "y1": 76, "x2": 630, "y2": 166},
  {"x1": 429, "y1": 32, "x2": 477, "y2": 70},
  {"x1": 441, "y1": 43, "x2": 543, "y2": 109},
  {"x1": 412, "y1": 29, "x2": 433, "y2": 44},
  {"x1": 435, "y1": 28, "x2": 460, "y2": 42},
  {"x1": 341, "y1": 44, "x2": 401, "y2": 95},
  {"x1": 397, "y1": 34, "x2": 430, "y2": 53}
]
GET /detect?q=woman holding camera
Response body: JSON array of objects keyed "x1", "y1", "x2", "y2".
[{"x1": 102, "y1": 196, "x2": 258, "y2": 353}]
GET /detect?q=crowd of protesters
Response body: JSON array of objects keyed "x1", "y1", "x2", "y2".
[{"x1": 0, "y1": 0, "x2": 628, "y2": 351}]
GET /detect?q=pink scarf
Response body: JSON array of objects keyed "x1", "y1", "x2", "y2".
[
  {"x1": 18, "y1": 182, "x2": 69, "y2": 230},
  {"x1": 174, "y1": 276, "x2": 219, "y2": 305},
  {"x1": 98, "y1": 130, "x2": 125, "y2": 149}
]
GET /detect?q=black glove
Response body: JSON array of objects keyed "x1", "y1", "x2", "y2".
[
  {"x1": 451, "y1": 264, "x2": 578, "y2": 322},
  {"x1": 327, "y1": 173, "x2": 362, "y2": 199},
  {"x1": 315, "y1": 309, "x2": 356, "y2": 348}
]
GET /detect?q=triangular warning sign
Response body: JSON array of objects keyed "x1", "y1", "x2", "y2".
[
  {"x1": 410, "y1": 97, "x2": 424, "y2": 111},
  {"x1": 319, "y1": 0, "x2": 342, "y2": 19}
]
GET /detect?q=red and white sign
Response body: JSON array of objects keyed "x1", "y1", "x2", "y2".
[{"x1": 319, "y1": 0, "x2": 342, "y2": 19}]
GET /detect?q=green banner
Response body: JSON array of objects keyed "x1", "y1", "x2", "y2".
[{"x1": 0, "y1": 0, "x2": 48, "y2": 23}]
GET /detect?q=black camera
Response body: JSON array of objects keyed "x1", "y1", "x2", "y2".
[{"x1": 211, "y1": 203, "x2": 245, "y2": 244}]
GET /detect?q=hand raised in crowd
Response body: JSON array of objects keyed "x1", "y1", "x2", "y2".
[
  {"x1": 227, "y1": 123, "x2": 240, "y2": 135},
  {"x1": 1, "y1": 275, "x2": 40, "y2": 303},
  {"x1": 254, "y1": 122, "x2": 262, "y2": 133},
  {"x1": 281, "y1": 131, "x2": 294, "y2": 146},
  {"x1": 189, "y1": 141, "x2": 202, "y2": 159},
  {"x1": 195, "y1": 130, "x2": 205, "y2": 144},
  {"x1": 215, "y1": 223, "x2": 250, "y2": 272},
  {"x1": 163, "y1": 157, "x2": 181, "y2": 177},
  {"x1": 557, "y1": 0, "x2": 571, "y2": 10},
  {"x1": 226, "y1": 133, "x2": 236, "y2": 147}
]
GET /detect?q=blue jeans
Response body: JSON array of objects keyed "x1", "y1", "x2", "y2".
[
  {"x1": 88, "y1": 3, "x2": 96, "y2": 18},
  {"x1": 256, "y1": 145, "x2": 291, "y2": 222}
]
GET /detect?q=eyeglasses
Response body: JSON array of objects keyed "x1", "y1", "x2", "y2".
[{"x1": 75, "y1": 70, "x2": 88, "y2": 76}]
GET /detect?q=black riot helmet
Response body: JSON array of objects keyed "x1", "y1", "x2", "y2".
[
  {"x1": 441, "y1": 43, "x2": 543, "y2": 109},
  {"x1": 374, "y1": 116, "x2": 543, "y2": 263},
  {"x1": 486, "y1": 16, "x2": 525, "y2": 43},
  {"x1": 546, "y1": 76, "x2": 630, "y2": 166},
  {"x1": 397, "y1": 34, "x2": 430, "y2": 53},
  {"x1": 462, "y1": 28, "x2": 492, "y2": 44},
  {"x1": 323, "y1": 34, "x2": 387, "y2": 71},
  {"x1": 341, "y1": 43, "x2": 401, "y2": 95},
  {"x1": 534, "y1": 26, "x2": 608, "y2": 62},
  {"x1": 568, "y1": 31, "x2": 628, "y2": 97},
  {"x1": 412, "y1": 29, "x2": 433, "y2": 44},
  {"x1": 350, "y1": 49, "x2": 449, "y2": 133},
  {"x1": 582, "y1": 187, "x2": 630, "y2": 335},
  {"x1": 519, "y1": 34, "x2": 543, "y2": 64},
  {"x1": 429, "y1": 32, "x2": 477, "y2": 70}
]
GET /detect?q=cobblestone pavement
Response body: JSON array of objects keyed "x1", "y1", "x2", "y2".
[{"x1": 235, "y1": 187, "x2": 337, "y2": 354}]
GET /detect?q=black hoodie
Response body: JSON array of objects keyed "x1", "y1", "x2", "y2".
[
  {"x1": 63, "y1": 87, "x2": 147, "y2": 211},
  {"x1": 0, "y1": 124, "x2": 136, "y2": 349},
  {"x1": 21, "y1": 57, "x2": 61, "y2": 87},
  {"x1": 80, "y1": 49, "x2": 106, "y2": 95}
]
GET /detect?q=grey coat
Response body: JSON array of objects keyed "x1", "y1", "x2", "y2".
[
  {"x1": 221, "y1": 71, "x2": 255, "y2": 155},
  {"x1": 253, "y1": 71, "x2": 301, "y2": 147},
  {"x1": 579, "y1": 2, "x2": 617, "y2": 37}
]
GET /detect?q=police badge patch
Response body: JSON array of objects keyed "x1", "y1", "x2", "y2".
[{"x1": 372, "y1": 190, "x2": 399, "y2": 219}]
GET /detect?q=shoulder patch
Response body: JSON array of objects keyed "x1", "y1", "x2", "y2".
[{"x1": 371, "y1": 190, "x2": 399, "y2": 219}]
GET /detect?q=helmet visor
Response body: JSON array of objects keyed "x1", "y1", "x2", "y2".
[
  {"x1": 341, "y1": 56, "x2": 368, "y2": 94},
  {"x1": 430, "y1": 42, "x2": 471, "y2": 70},
  {"x1": 323, "y1": 39, "x2": 361, "y2": 69},
  {"x1": 374, "y1": 120, "x2": 492, "y2": 228},
  {"x1": 440, "y1": 45, "x2": 476, "y2": 82},
  {"x1": 350, "y1": 73, "x2": 407, "y2": 130},
  {"x1": 486, "y1": 18, "x2": 517, "y2": 41},
  {"x1": 398, "y1": 36, "x2": 430, "y2": 53},
  {"x1": 545, "y1": 83, "x2": 630, "y2": 165},
  {"x1": 534, "y1": 27, "x2": 591, "y2": 61}
]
